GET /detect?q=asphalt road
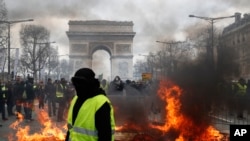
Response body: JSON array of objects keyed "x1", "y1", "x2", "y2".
[
  {"x1": 0, "y1": 101, "x2": 67, "y2": 141},
  {"x1": 0, "y1": 93, "x2": 247, "y2": 141}
]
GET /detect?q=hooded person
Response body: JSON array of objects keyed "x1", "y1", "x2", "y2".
[
  {"x1": 65, "y1": 68, "x2": 115, "y2": 141},
  {"x1": 23, "y1": 77, "x2": 35, "y2": 122}
]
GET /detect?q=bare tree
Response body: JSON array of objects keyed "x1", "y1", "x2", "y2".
[
  {"x1": 0, "y1": 0, "x2": 7, "y2": 80},
  {"x1": 0, "y1": 0, "x2": 7, "y2": 36},
  {"x1": 58, "y1": 59, "x2": 69, "y2": 80},
  {"x1": 151, "y1": 41, "x2": 195, "y2": 78},
  {"x1": 19, "y1": 24, "x2": 50, "y2": 81}
]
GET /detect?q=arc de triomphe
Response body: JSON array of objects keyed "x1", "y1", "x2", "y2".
[{"x1": 66, "y1": 20, "x2": 136, "y2": 80}]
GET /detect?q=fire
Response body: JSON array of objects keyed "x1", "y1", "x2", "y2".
[
  {"x1": 115, "y1": 122, "x2": 144, "y2": 132},
  {"x1": 9, "y1": 107, "x2": 66, "y2": 141},
  {"x1": 150, "y1": 80, "x2": 224, "y2": 141}
]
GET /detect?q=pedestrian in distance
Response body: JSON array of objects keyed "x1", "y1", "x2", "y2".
[
  {"x1": 6, "y1": 80, "x2": 15, "y2": 116},
  {"x1": 37, "y1": 81, "x2": 45, "y2": 109},
  {"x1": 0, "y1": 80, "x2": 8, "y2": 121},
  {"x1": 56, "y1": 78, "x2": 67, "y2": 122},
  {"x1": 45, "y1": 78, "x2": 57, "y2": 117},
  {"x1": 13, "y1": 76, "x2": 25, "y2": 119},
  {"x1": 233, "y1": 78, "x2": 247, "y2": 119},
  {"x1": 100, "y1": 79, "x2": 109, "y2": 94},
  {"x1": 65, "y1": 68, "x2": 115, "y2": 141},
  {"x1": 64, "y1": 82, "x2": 75, "y2": 119},
  {"x1": 246, "y1": 79, "x2": 250, "y2": 115},
  {"x1": 23, "y1": 77, "x2": 35, "y2": 122}
]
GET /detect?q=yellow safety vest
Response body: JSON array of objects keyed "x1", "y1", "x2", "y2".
[
  {"x1": 56, "y1": 84, "x2": 64, "y2": 98},
  {"x1": 67, "y1": 95, "x2": 115, "y2": 141},
  {"x1": 236, "y1": 83, "x2": 247, "y2": 96},
  {"x1": 100, "y1": 83, "x2": 109, "y2": 93},
  {"x1": 2, "y1": 86, "x2": 7, "y2": 98}
]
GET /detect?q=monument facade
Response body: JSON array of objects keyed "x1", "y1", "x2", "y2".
[{"x1": 66, "y1": 20, "x2": 136, "y2": 80}]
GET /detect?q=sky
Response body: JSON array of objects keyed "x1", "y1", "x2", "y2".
[{"x1": 4, "y1": 0, "x2": 250, "y2": 79}]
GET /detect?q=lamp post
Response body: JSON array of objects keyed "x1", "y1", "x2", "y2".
[
  {"x1": 188, "y1": 14, "x2": 235, "y2": 70},
  {"x1": 0, "y1": 19, "x2": 34, "y2": 80}
]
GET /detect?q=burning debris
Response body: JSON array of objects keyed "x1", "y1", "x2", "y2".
[
  {"x1": 150, "y1": 80, "x2": 224, "y2": 141},
  {"x1": 7, "y1": 78, "x2": 229, "y2": 141},
  {"x1": 7, "y1": 74, "x2": 228, "y2": 140},
  {"x1": 113, "y1": 79, "x2": 228, "y2": 141},
  {"x1": 8, "y1": 108, "x2": 67, "y2": 141}
]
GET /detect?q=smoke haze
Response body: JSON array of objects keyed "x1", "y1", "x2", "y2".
[{"x1": 5, "y1": 0, "x2": 250, "y2": 56}]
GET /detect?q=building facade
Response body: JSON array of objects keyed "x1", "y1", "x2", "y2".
[{"x1": 221, "y1": 12, "x2": 250, "y2": 79}]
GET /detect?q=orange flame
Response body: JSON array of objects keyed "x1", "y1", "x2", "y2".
[
  {"x1": 151, "y1": 80, "x2": 224, "y2": 141},
  {"x1": 115, "y1": 122, "x2": 145, "y2": 132},
  {"x1": 9, "y1": 107, "x2": 66, "y2": 141}
]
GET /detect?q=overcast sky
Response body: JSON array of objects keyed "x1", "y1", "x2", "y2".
[
  {"x1": 5, "y1": 0, "x2": 250, "y2": 53},
  {"x1": 4, "y1": 0, "x2": 250, "y2": 79}
]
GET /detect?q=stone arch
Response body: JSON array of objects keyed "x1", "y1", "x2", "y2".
[
  {"x1": 66, "y1": 20, "x2": 136, "y2": 80},
  {"x1": 90, "y1": 44, "x2": 112, "y2": 57}
]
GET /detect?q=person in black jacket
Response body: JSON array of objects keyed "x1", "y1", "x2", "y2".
[
  {"x1": 23, "y1": 77, "x2": 35, "y2": 122},
  {"x1": 13, "y1": 76, "x2": 25, "y2": 119},
  {"x1": 45, "y1": 78, "x2": 56, "y2": 117},
  {"x1": 56, "y1": 78, "x2": 68, "y2": 122},
  {"x1": 0, "y1": 80, "x2": 8, "y2": 120},
  {"x1": 37, "y1": 81, "x2": 45, "y2": 109},
  {"x1": 65, "y1": 68, "x2": 115, "y2": 141},
  {"x1": 6, "y1": 81, "x2": 15, "y2": 116}
]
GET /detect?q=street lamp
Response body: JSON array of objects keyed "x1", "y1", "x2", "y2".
[
  {"x1": 0, "y1": 19, "x2": 34, "y2": 80},
  {"x1": 188, "y1": 14, "x2": 235, "y2": 70}
]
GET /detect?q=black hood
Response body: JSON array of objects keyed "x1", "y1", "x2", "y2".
[{"x1": 71, "y1": 68, "x2": 101, "y2": 98}]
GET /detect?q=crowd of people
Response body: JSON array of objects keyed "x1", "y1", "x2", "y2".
[
  {"x1": 0, "y1": 68, "x2": 115, "y2": 140},
  {"x1": 216, "y1": 77, "x2": 250, "y2": 120},
  {"x1": 101, "y1": 75, "x2": 153, "y2": 95},
  {"x1": 0, "y1": 76, "x2": 75, "y2": 126},
  {"x1": 0, "y1": 74, "x2": 151, "y2": 128}
]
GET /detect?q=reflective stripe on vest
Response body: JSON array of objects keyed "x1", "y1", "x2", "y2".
[
  {"x1": 2, "y1": 86, "x2": 6, "y2": 91},
  {"x1": 2, "y1": 86, "x2": 7, "y2": 98},
  {"x1": 73, "y1": 126, "x2": 97, "y2": 136},
  {"x1": 67, "y1": 95, "x2": 115, "y2": 141},
  {"x1": 67, "y1": 123, "x2": 115, "y2": 136}
]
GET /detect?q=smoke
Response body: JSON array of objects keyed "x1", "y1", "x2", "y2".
[
  {"x1": 168, "y1": 41, "x2": 241, "y2": 127},
  {"x1": 225, "y1": 0, "x2": 250, "y2": 9},
  {"x1": 5, "y1": 0, "x2": 99, "y2": 19},
  {"x1": 6, "y1": 0, "x2": 249, "y2": 56},
  {"x1": 109, "y1": 95, "x2": 149, "y2": 127},
  {"x1": 171, "y1": 57, "x2": 215, "y2": 123},
  {"x1": 5, "y1": 1, "x2": 246, "y2": 95}
]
